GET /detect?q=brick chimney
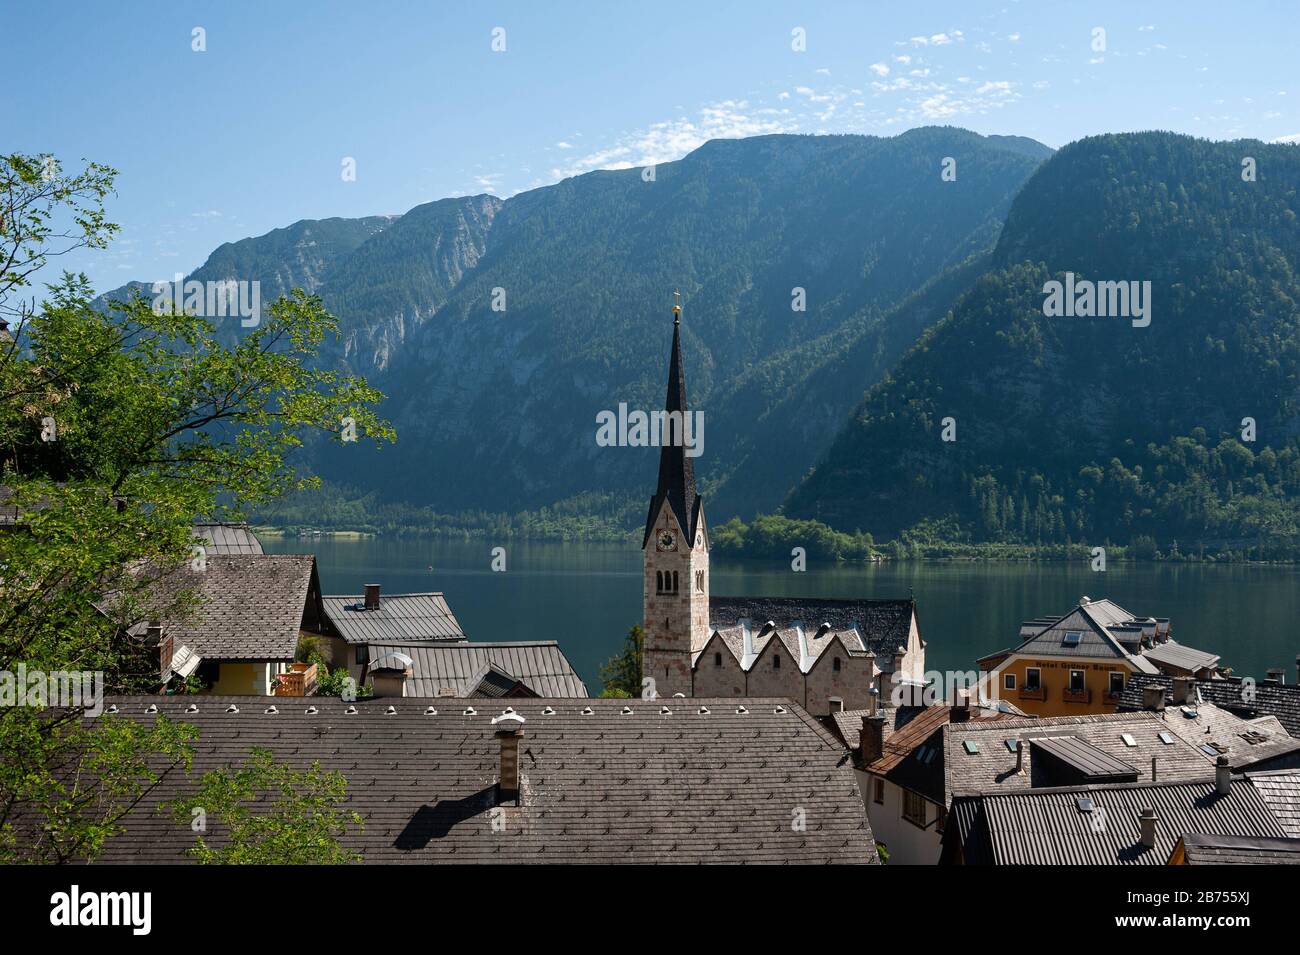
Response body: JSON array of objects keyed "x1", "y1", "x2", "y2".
[
  {"x1": 1139, "y1": 807, "x2": 1158, "y2": 848},
  {"x1": 364, "y1": 583, "x2": 381, "y2": 611},
  {"x1": 1215, "y1": 754, "x2": 1232, "y2": 796},
  {"x1": 1171, "y1": 677, "x2": 1196, "y2": 705},
  {"x1": 1142, "y1": 685, "x2": 1166, "y2": 712},
  {"x1": 950, "y1": 687, "x2": 971, "y2": 723},
  {"x1": 860, "y1": 715, "x2": 886, "y2": 764},
  {"x1": 1265, "y1": 667, "x2": 1286, "y2": 685},
  {"x1": 492, "y1": 712, "x2": 526, "y2": 801}
]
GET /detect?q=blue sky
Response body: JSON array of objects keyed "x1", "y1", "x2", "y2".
[{"x1": 9, "y1": 0, "x2": 1299, "y2": 292}]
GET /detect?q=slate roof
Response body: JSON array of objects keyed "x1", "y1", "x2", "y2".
[
  {"x1": 708, "y1": 596, "x2": 918, "y2": 662},
  {"x1": 1142, "y1": 641, "x2": 1220, "y2": 674},
  {"x1": 831, "y1": 705, "x2": 927, "y2": 751},
  {"x1": 945, "y1": 776, "x2": 1288, "y2": 865},
  {"x1": 1248, "y1": 769, "x2": 1300, "y2": 837},
  {"x1": 80, "y1": 695, "x2": 877, "y2": 864},
  {"x1": 192, "y1": 522, "x2": 264, "y2": 555},
  {"x1": 866, "y1": 704, "x2": 1011, "y2": 778},
  {"x1": 1119, "y1": 673, "x2": 1300, "y2": 738},
  {"x1": 1000, "y1": 597, "x2": 1164, "y2": 674},
  {"x1": 119, "y1": 555, "x2": 318, "y2": 661},
  {"x1": 322, "y1": 593, "x2": 466, "y2": 644},
  {"x1": 1174, "y1": 833, "x2": 1300, "y2": 864},
  {"x1": 1129, "y1": 699, "x2": 1300, "y2": 771},
  {"x1": 642, "y1": 315, "x2": 702, "y2": 548},
  {"x1": 367, "y1": 641, "x2": 588, "y2": 698},
  {"x1": 885, "y1": 712, "x2": 1226, "y2": 807}
]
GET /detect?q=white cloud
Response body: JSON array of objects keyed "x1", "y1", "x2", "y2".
[
  {"x1": 1008, "y1": 33, "x2": 1021, "y2": 42},
  {"x1": 1271, "y1": 133, "x2": 1300, "y2": 143},
  {"x1": 555, "y1": 141, "x2": 574, "y2": 149},
  {"x1": 870, "y1": 62, "x2": 891, "y2": 76}
]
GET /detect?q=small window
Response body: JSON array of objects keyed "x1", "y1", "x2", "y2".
[
  {"x1": 1004, "y1": 672, "x2": 1016, "y2": 691},
  {"x1": 655, "y1": 571, "x2": 664, "y2": 594},
  {"x1": 902, "y1": 789, "x2": 927, "y2": 826},
  {"x1": 1069, "y1": 669, "x2": 1085, "y2": 692},
  {"x1": 1063, "y1": 631, "x2": 1083, "y2": 647},
  {"x1": 1004, "y1": 739, "x2": 1019, "y2": 752},
  {"x1": 714, "y1": 652, "x2": 722, "y2": 667},
  {"x1": 1109, "y1": 672, "x2": 1125, "y2": 694},
  {"x1": 773, "y1": 654, "x2": 781, "y2": 669},
  {"x1": 1025, "y1": 668, "x2": 1041, "y2": 690},
  {"x1": 355, "y1": 645, "x2": 369, "y2": 665},
  {"x1": 873, "y1": 778, "x2": 885, "y2": 804},
  {"x1": 1121, "y1": 733, "x2": 1137, "y2": 747},
  {"x1": 962, "y1": 740, "x2": 980, "y2": 755},
  {"x1": 671, "y1": 571, "x2": 679, "y2": 593},
  {"x1": 1158, "y1": 731, "x2": 1175, "y2": 745},
  {"x1": 695, "y1": 570, "x2": 705, "y2": 592},
  {"x1": 832, "y1": 657, "x2": 842, "y2": 672}
]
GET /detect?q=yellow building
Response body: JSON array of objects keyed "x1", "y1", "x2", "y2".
[{"x1": 977, "y1": 597, "x2": 1162, "y2": 717}]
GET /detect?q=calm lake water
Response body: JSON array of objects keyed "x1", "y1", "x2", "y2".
[{"x1": 262, "y1": 536, "x2": 1300, "y2": 691}]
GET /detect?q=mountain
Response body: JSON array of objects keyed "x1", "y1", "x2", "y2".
[
  {"x1": 785, "y1": 132, "x2": 1300, "y2": 552},
  {"x1": 101, "y1": 127, "x2": 1050, "y2": 522}
]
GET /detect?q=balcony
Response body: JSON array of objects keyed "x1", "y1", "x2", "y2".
[
  {"x1": 273, "y1": 662, "x2": 318, "y2": 697},
  {"x1": 1018, "y1": 685, "x2": 1046, "y2": 702},
  {"x1": 1063, "y1": 686, "x2": 1093, "y2": 704}
]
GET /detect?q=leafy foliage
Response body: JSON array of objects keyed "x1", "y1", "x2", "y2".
[{"x1": 598, "y1": 624, "x2": 643, "y2": 698}]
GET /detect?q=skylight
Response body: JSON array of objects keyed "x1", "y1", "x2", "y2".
[
  {"x1": 1075, "y1": 796, "x2": 1095, "y2": 813},
  {"x1": 963, "y1": 740, "x2": 980, "y2": 755},
  {"x1": 1158, "y1": 731, "x2": 1175, "y2": 745},
  {"x1": 1121, "y1": 733, "x2": 1137, "y2": 747},
  {"x1": 1063, "y1": 631, "x2": 1083, "y2": 647},
  {"x1": 1005, "y1": 739, "x2": 1019, "y2": 752}
]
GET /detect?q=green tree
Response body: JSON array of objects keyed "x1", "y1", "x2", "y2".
[
  {"x1": 165, "y1": 747, "x2": 363, "y2": 864},
  {"x1": 598, "y1": 624, "x2": 643, "y2": 698},
  {"x1": 0, "y1": 152, "x2": 393, "y2": 862}
]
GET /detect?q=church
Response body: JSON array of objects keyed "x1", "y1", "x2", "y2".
[{"x1": 641, "y1": 299, "x2": 927, "y2": 716}]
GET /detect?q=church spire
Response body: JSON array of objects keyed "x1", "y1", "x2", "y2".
[{"x1": 643, "y1": 292, "x2": 701, "y2": 547}]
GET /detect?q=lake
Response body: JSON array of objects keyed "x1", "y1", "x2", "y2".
[{"x1": 262, "y1": 536, "x2": 1300, "y2": 691}]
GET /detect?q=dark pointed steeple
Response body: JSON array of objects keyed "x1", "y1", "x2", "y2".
[{"x1": 643, "y1": 292, "x2": 702, "y2": 548}]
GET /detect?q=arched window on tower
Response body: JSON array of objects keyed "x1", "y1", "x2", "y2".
[
  {"x1": 695, "y1": 570, "x2": 704, "y2": 592},
  {"x1": 655, "y1": 570, "x2": 664, "y2": 593},
  {"x1": 672, "y1": 571, "x2": 679, "y2": 593}
]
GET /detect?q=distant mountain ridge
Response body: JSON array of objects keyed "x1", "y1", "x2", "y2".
[{"x1": 101, "y1": 127, "x2": 1051, "y2": 523}]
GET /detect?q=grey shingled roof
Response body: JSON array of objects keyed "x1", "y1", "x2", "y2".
[
  {"x1": 1176, "y1": 833, "x2": 1300, "y2": 864},
  {"x1": 1141, "y1": 641, "x2": 1220, "y2": 673},
  {"x1": 710, "y1": 596, "x2": 917, "y2": 658},
  {"x1": 80, "y1": 695, "x2": 877, "y2": 865},
  {"x1": 192, "y1": 522, "x2": 264, "y2": 555},
  {"x1": 1248, "y1": 769, "x2": 1300, "y2": 837},
  {"x1": 1119, "y1": 673, "x2": 1300, "y2": 737},
  {"x1": 124, "y1": 555, "x2": 317, "y2": 661},
  {"x1": 368, "y1": 641, "x2": 588, "y2": 698},
  {"x1": 946, "y1": 776, "x2": 1288, "y2": 865},
  {"x1": 322, "y1": 593, "x2": 466, "y2": 644}
]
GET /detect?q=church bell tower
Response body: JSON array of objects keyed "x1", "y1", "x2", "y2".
[{"x1": 642, "y1": 292, "x2": 710, "y2": 699}]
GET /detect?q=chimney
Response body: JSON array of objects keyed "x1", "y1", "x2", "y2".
[
  {"x1": 1014, "y1": 738, "x2": 1026, "y2": 775},
  {"x1": 1139, "y1": 807, "x2": 1158, "y2": 849},
  {"x1": 492, "y1": 712, "x2": 526, "y2": 801},
  {"x1": 1142, "y1": 685, "x2": 1166, "y2": 712},
  {"x1": 364, "y1": 583, "x2": 381, "y2": 611},
  {"x1": 950, "y1": 687, "x2": 971, "y2": 723},
  {"x1": 1215, "y1": 754, "x2": 1232, "y2": 795},
  {"x1": 860, "y1": 715, "x2": 886, "y2": 764},
  {"x1": 1171, "y1": 677, "x2": 1196, "y2": 705},
  {"x1": 1265, "y1": 667, "x2": 1286, "y2": 685},
  {"x1": 1151, "y1": 756, "x2": 1158, "y2": 782}
]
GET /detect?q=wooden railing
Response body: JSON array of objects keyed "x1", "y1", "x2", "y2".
[
  {"x1": 274, "y1": 662, "x2": 318, "y2": 697},
  {"x1": 1018, "y1": 685, "x2": 1046, "y2": 701},
  {"x1": 1063, "y1": 686, "x2": 1093, "y2": 704}
]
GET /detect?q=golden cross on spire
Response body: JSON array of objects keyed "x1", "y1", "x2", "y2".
[{"x1": 672, "y1": 289, "x2": 682, "y2": 318}]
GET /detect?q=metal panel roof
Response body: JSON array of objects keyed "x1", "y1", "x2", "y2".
[
  {"x1": 368, "y1": 640, "x2": 588, "y2": 698},
  {"x1": 192, "y1": 522, "x2": 265, "y2": 555},
  {"x1": 322, "y1": 593, "x2": 466, "y2": 644},
  {"x1": 1031, "y1": 735, "x2": 1139, "y2": 782}
]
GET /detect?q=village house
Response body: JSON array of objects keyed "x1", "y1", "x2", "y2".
[
  {"x1": 976, "y1": 597, "x2": 1221, "y2": 717},
  {"x1": 1168, "y1": 833, "x2": 1300, "y2": 865},
  {"x1": 941, "y1": 769, "x2": 1300, "y2": 865},
  {"x1": 1120, "y1": 670, "x2": 1300, "y2": 738},
  {"x1": 319, "y1": 585, "x2": 468, "y2": 680},
  {"x1": 641, "y1": 303, "x2": 924, "y2": 715},
  {"x1": 79, "y1": 695, "x2": 877, "y2": 864},
  {"x1": 363, "y1": 640, "x2": 587, "y2": 698}
]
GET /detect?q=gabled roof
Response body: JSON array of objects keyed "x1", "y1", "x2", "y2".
[
  {"x1": 367, "y1": 640, "x2": 588, "y2": 698},
  {"x1": 946, "y1": 776, "x2": 1287, "y2": 865},
  {"x1": 192, "y1": 522, "x2": 264, "y2": 555},
  {"x1": 1141, "y1": 641, "x2": 1220, "y2": 674},
  {"x1": 1173, "y1": 833, "x2": 1300, "y2": 865},
  {"x1": 710, "y1": 595, "x2": 917, "y2": 659},
  {"x1": 999, "y1": 597, "x2": 1158, "y2": 672},
  {"x1": 72, "y1": 696, "x2": 877, "y2": 865},
  {"x1": 118, "y1": 555, "x2": 317, "y2": 661},
  {"x1": 1119, "y1": 673, "x2": 1300, "y2": 738},
  {"x1": 322, "y1": 592, "x2": 466, "y2": 644}
]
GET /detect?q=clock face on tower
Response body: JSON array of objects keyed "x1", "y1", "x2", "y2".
[{"x1": 657, "y1": 531, "x2": 676, "y2": 551}]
